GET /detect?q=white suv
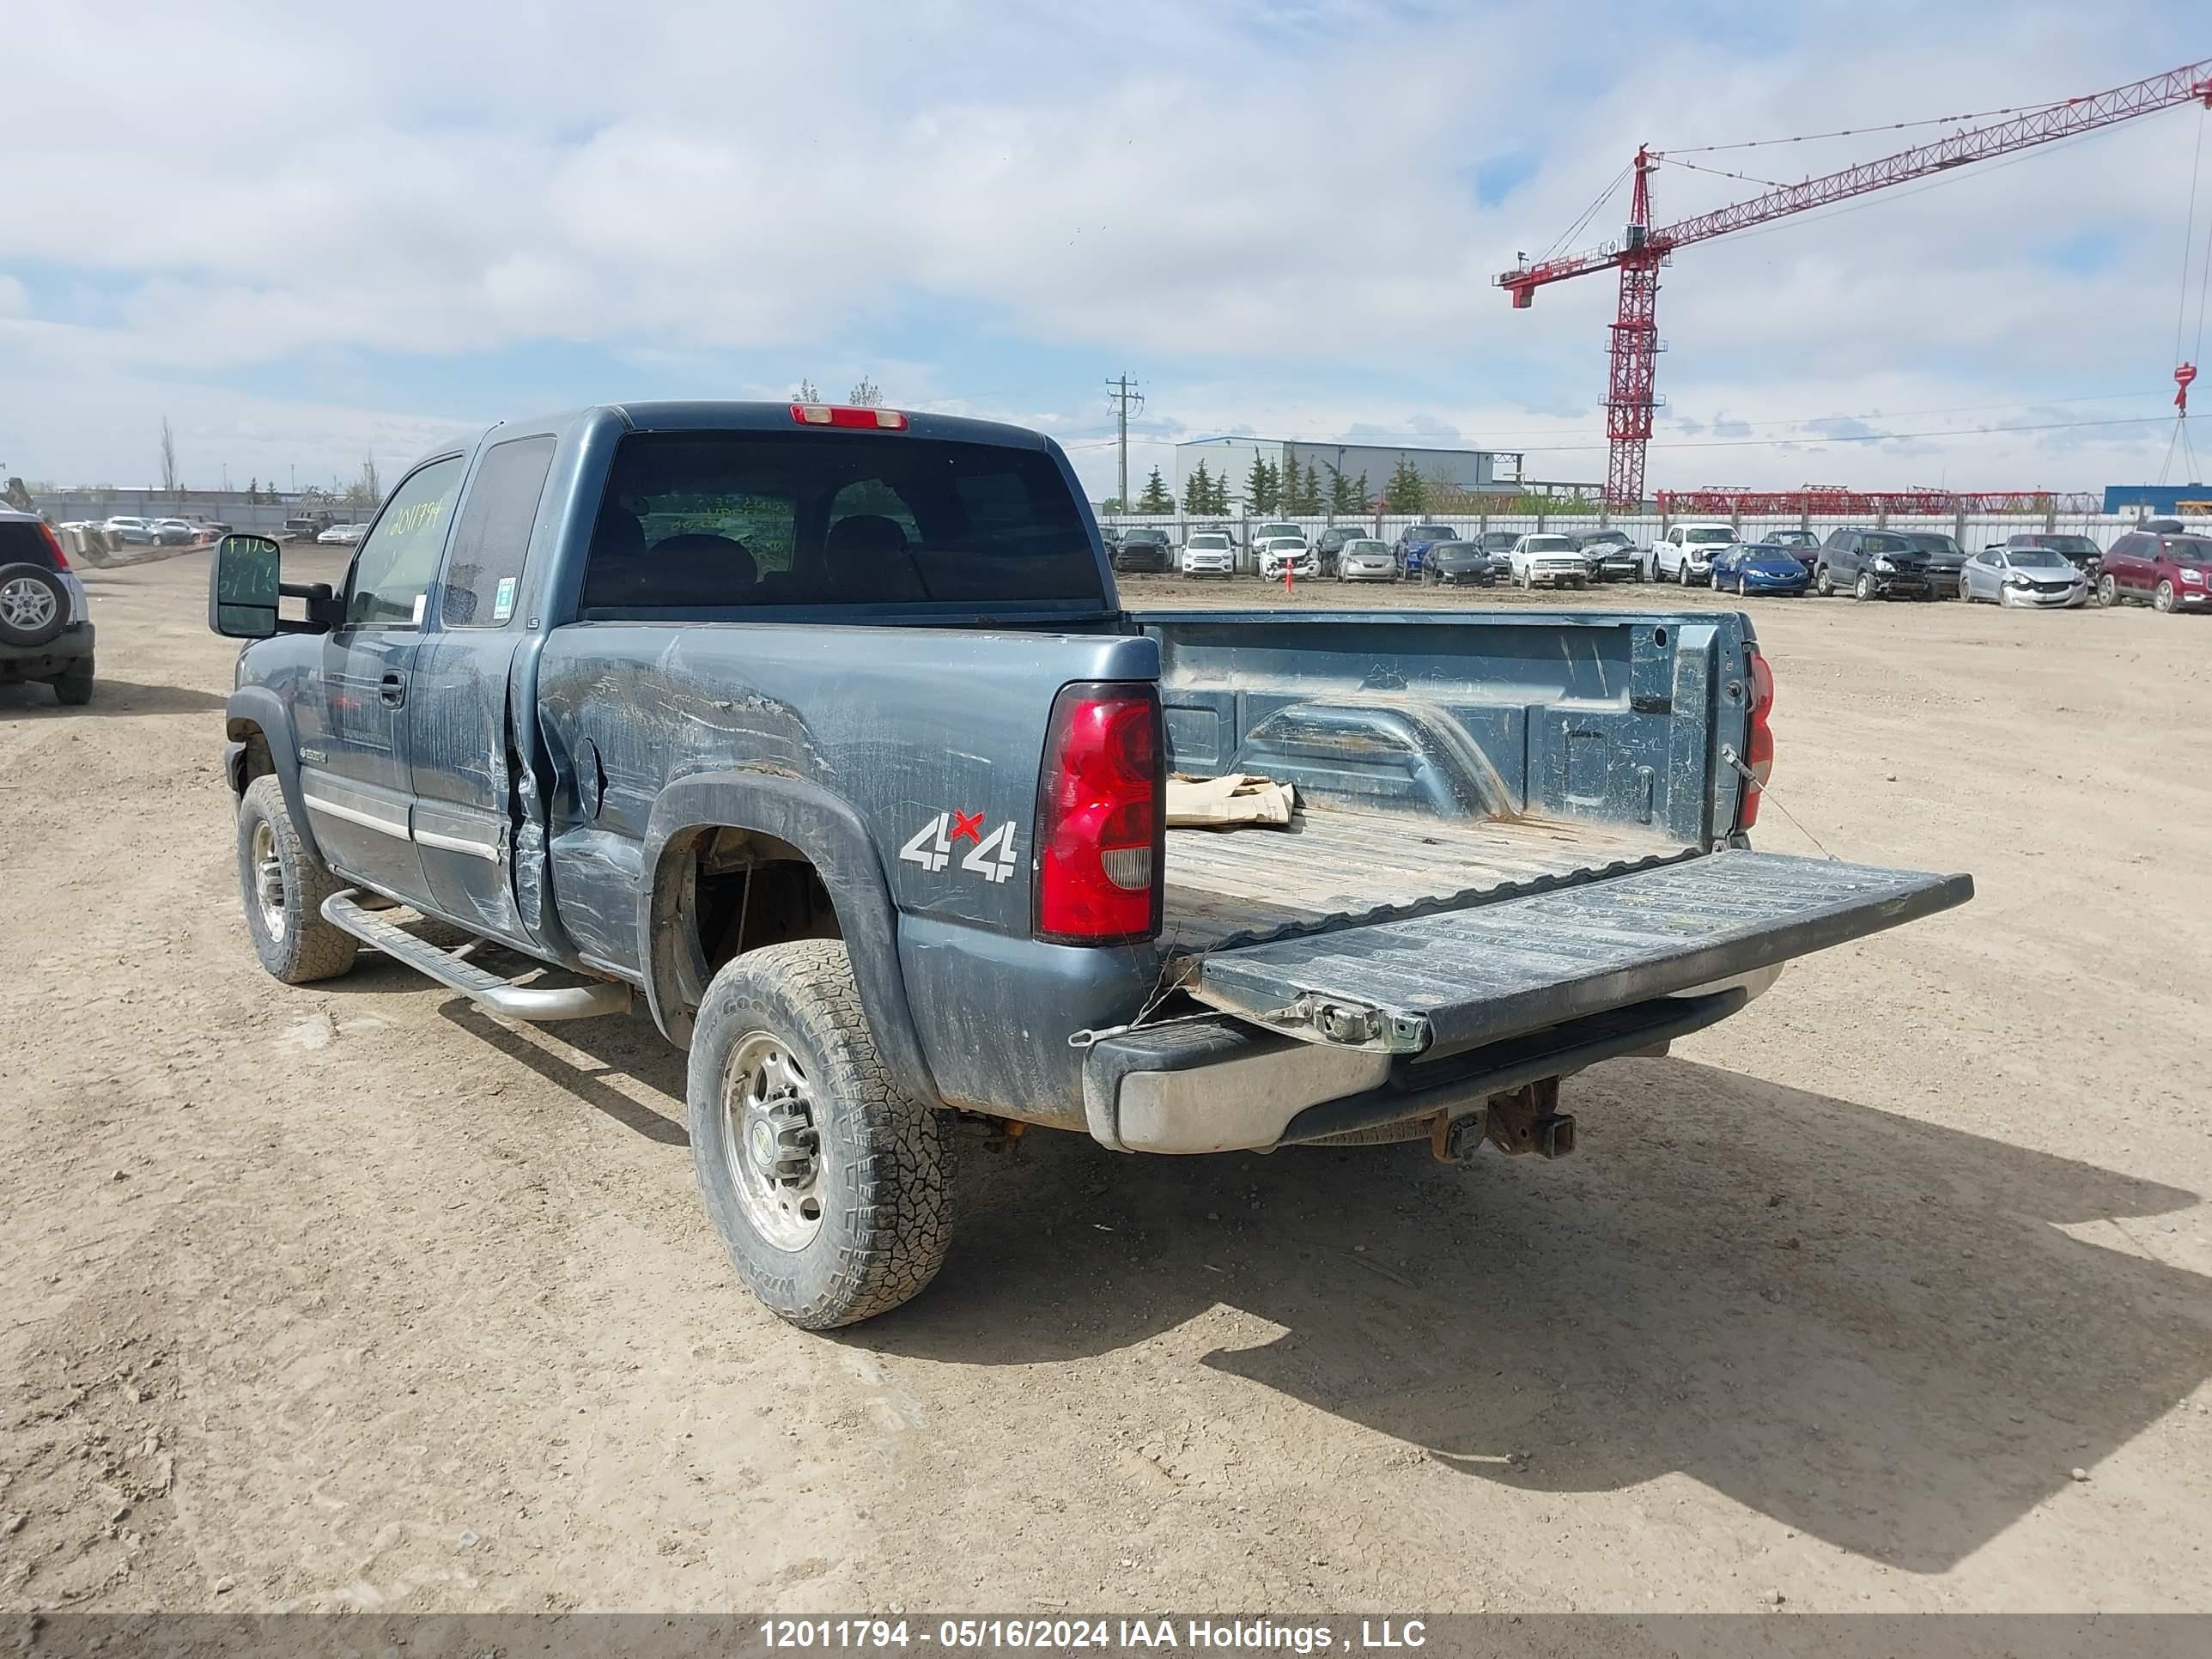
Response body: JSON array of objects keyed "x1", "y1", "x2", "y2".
[
  {"x1": 1179, "y1": 532, "x2": 1235, "y2": 579},
  {"x1": 1509, "y1": 533, "x2": 1586, "y2": 589},
  {"x1": 1650, "y1": 521, "x2": 1736, "y2": 585}
]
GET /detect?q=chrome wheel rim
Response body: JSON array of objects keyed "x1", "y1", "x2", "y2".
[
  {"x1": 250, "y1": 818, "x2": 287, "y2": 940},
  {"x1": 2155, "y1": 581, "x2": 2174, "y2": 612},
  {"x1": 0, "y1": 576, "x2": 58, "y2": 632},
  {"x1": 721, "y1": 1032, "x2": 824, "y2": 1251}
]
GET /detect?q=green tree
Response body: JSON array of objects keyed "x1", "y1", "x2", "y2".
[
  {"x1": 1294, "y1": 460, "x2": 1322, "y2": 515},
  {"x1": 1383, "y1": 458, "x2": 1426, "y2": 514},
  {"x1": 1325, "y1": 465, "x2": 1357, "y2": 514},
  {"x1": 1182, "y1": 459, "x2": 1213, "y2": 514},
  {"x1": 1136, "y1": 465, "x2": 1173, "y2": 514},
  {"x1": 1243, "y1": 452, "x2": 1275, "y2": 514}
]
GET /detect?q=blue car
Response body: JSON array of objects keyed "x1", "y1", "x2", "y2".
[{"x1": 1711, "y1": 541, "x2": 1811, "y2": 597}]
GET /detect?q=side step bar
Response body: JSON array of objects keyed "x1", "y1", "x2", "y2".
[{"x1": 321, "y1": 893, "x2": 631, "y2": 1022}]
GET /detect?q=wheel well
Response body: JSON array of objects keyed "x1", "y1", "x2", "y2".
[
  {"x1": 228, "y1": 719, "x2": 275, "y2": 790},
  {"x1": 684, "y1": 825, "x2": 843, "y2": 988}
]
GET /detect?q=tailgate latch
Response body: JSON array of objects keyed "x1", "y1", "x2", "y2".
[{"x1": 1268, "y1": 994, "x2": 1430, "y2": 1054}]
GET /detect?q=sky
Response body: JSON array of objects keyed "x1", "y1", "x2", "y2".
[{"x1": 5, "y1": 0, "x2": 2210, "y2": 501}]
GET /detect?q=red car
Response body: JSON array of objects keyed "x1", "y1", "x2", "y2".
[{"x1": 2097, "y1": 525, "x2": 2212, "y2": 613}]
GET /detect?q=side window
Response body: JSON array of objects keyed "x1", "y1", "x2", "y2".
[
  {"x1": 441, "y1": 435, "x2": 556, "y2": 627},
  {"x1": 344, "y1": 457, "x2": 465, "y2": 627}
]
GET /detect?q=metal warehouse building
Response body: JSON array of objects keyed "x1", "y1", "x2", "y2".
[{"x1": 1176, "y1": 437, "x2": 1520, "y2": 508}]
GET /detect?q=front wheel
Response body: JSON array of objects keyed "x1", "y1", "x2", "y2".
[
  {"x1": 1855, "y1": 570, "x2": 1878, "y2": 602},
  {"x1": 235, "y1": 775, "x2": 359, "y2": 983},
  {"x1": 2154, "y1": 579, "x2": 2177, "y2": 614},
  {"x1": 688, "y1": 939, "x2": 953, "y2": 1329},
  {"x1": 1815, "y1": 565, "x2": 1834, "y2": 598},
  {"x1": 2098, "y1": 574, "x2": 2118, "y2": 607},
  {"x1": 1679, "y1": 561, "x2": 1692, "y2": 586}
]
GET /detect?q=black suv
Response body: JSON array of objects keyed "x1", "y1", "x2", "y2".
[
  {"x1": 0, "y1": 507, "x2": 94, "y2": 704},
  {"x1": 1814, "y1": 527, "x2": 1936, "y2": 600},
  {"x1": 1111, "y1": 526, "x2": 1174, "y2": 573}
]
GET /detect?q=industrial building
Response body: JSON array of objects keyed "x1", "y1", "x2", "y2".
[
  {"x1": 1175, "y1": 436, "x2": 1520, "y2": 510},
  {"x1": 2103, "y1": 483, "x2": 2212, "y2": 514}
]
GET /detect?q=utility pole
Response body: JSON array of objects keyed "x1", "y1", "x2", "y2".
[{"x1": 1106, "y1": 375, "x2": 1144, "y2": 508}]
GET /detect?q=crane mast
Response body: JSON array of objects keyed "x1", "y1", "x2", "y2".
[{"x1": 1499, "y1": 59, "x2": 2212, "y2": 506}]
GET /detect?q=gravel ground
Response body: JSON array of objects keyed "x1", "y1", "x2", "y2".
[{"x1": 3, "y1": 551, "x2": 2209, "y2": 1616}]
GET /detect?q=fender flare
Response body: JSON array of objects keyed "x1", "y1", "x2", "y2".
[
  {"x1": 638, "y1": 770, "x2": 943, "y2": 1109},
  {"x1": 223, "y1": 687, "x2": 323, "y2": 861}
]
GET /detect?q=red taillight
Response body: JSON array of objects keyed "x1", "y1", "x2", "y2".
[
  {"x1": 1740, "y1": 649, "x2": 1775, "y2": 831},
  {"x1": 40, "y1": 522, "x2": 70, "y2": 571},
  {"x1": 1036, "y1": 684, "x2": 1162, "y2": 944},
  {"x1": 790, "y1": 403, "x2": 908, "y2": 430}
]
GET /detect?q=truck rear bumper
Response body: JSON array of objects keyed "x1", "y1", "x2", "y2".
[
  {"x1": 1081, "y1": 966, "x2": 1778, "y2": 1154},
  {"x1": 0, "y1": 621, "x2": 94, "y2": 678}
]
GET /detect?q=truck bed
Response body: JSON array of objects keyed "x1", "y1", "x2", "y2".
[{"x1": 1163, "y1": 806, "x2": 1694, "y2": 952}]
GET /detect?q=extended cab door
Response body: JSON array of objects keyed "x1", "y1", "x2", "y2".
[
  {"x1": 295, "y1": 455, "x2": 464, "y2": 902},
  {"x1": 406, "y1": 433, "x2": 562, "y2": 939}
]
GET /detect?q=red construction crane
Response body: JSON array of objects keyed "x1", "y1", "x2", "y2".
[{"x1": 1498, "y1": 58, "x2": 2212, "y2": 506}]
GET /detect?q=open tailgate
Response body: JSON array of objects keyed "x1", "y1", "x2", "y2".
[{"x1": 1185, "y1": 850, "x2": 1972, "y2": 1057}]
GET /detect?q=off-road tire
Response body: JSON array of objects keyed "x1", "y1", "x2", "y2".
[
  {"x1": 688, "y1": 940, "x2": 952, "y2": 1329},
  {"x1": 236, "y1": 775, "x2": 359, "y2": 983},
  {"x1": 51, "y1": 656, "x2": 94, "y2": 705}
]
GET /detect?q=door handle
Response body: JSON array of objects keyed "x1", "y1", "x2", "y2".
[{"x1": 380, "y1": 672, "x2": 408, "y2": 708}]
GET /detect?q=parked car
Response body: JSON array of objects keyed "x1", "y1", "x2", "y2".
[
  {"x1": 1111, "y1": 527, "x2": 1174, "y2": 574},
  {"x1": 2003, "y1": 532, "x2": 2102, "y2": 591},
  {"x1": 1423, "y1": 540, "x2": 1495, "y2": 586},
  {"x1": 1251, "y1": 521, "x2": 1304, "y2": 550},
  {"x1": 1899, "y1": 532, "x2": 1969, "y2": 598},
  {"x1": 1509, "y1": 532, "x2": 1587, "y2": 589},
  {"x1": 1575, "y1": 528, "x2": 1642, "y2": 581},
  {"x1": 1179, "y1": 532, "x2": 1236, "y2": 579},
  {"x1": 152, "y1": 517, "x2": 197, "y2": 545},
  {"x1": 1649, "y1": 522, "x2": 1735, "y2": 585},
  {"x1": 1394, "y1": 522, "x2": 1461, "y2": 575},
  {"x1": 207, "y1": 398, "x2": 1970, "y2": 1329},
  {"x1": 1099, "y1": 526, "x2": 1122, "y2": 551},
  {"x1": 1474, "y1": 530, "x2": 1518, "y2": 580},
  {"x1": 317, "y1": 523, "x2": 369, "y2": 545},
  {"x1": 101, "y1": 515, "x2": 154, "y2": 544},
  {"x1": 0, "y1": 505, "x2": 94, "y2": 704},
  {"x1": 1334, "y1": 538, "x2": 1398, "y2": 583},
  {"x1": 2094, "y1": 526, "x2": 2212, "y2": 612},
  {"x1": 1311, "y1": 525, "x2": 1368, "y2": 577},
  {"x1": 1256, "y1": 535, "x2": 1315, "y2": 580},
  {"x1": 284, "y1": 512, "x2": 338, "y2": 543},
  {"x1": 1709, "y1": 541, "x2": 1811, "y2": 598},
  {"x1": 1814, "y1": 527, "x2": 1935, "y2": 601},
  {"x1": 1763, "y1": 528, "x2": 1821, "y2": 562},
  {"x1": 1957, "y1": 544, "x2": 2089, "y2": 608}
]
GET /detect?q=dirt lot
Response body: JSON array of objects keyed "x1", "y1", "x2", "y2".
[{"x1": 4, "y1": 550, "x2": 2209, "y2": 1615}]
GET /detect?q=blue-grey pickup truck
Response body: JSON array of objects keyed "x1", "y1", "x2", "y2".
[{"x1": 210, "y1": 400, "x2": 1972, "y2": 1328}]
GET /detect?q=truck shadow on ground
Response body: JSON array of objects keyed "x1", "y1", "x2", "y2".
[
  {"x1": 0, "y1": 679, "x2": 229, "y2": 719},
  {"x1": 854, "y1": 1055, "x2": 2209, "y2": 1576}
]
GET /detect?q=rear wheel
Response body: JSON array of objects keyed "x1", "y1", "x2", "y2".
[
  {"x1": 2154, "y1": 579, "x2": 2177, "y2": 613},
  {"x1": 235, "y1": 775, "x2": 359, "y2": 983},
  {"x1": 688, "y1": 940, "x2": 953, "y2": 1328}
]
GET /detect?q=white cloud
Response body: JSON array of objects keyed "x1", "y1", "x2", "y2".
[{"x1": 3, "y1": 0, "x2": 2207, "y2": 490}]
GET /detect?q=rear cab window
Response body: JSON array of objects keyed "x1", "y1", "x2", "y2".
[{"x1": 579, "y1": 432, "x2": 1106, "y2": 616}]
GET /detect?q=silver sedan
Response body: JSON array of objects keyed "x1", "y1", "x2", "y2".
[
  {"x1": 1958, "y1": 546, "x2": 2088, "y2": 608},
  {"x1": 1334, "y1": 538, "x2": 1399, "y2": 583}
]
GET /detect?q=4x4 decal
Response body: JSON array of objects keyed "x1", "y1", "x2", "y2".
[{"x1": 899, "y1": 810, "x2": 1021, "y2": 884}]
